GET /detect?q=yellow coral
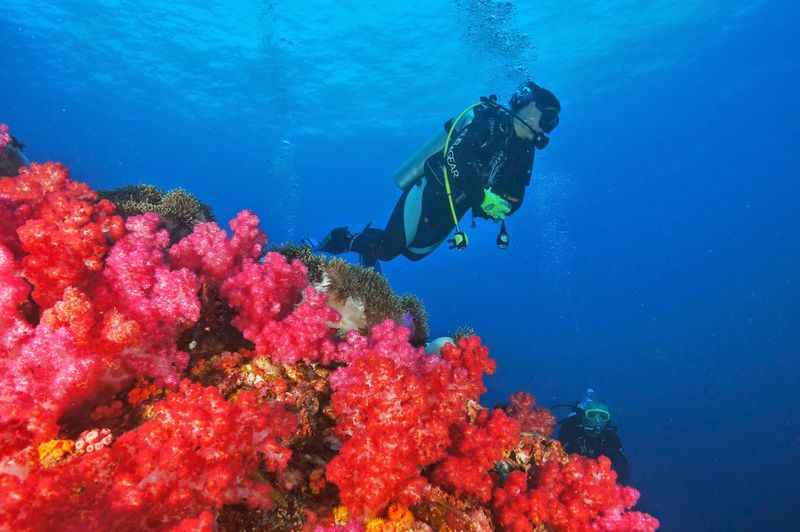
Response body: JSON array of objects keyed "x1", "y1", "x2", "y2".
[
  {"x1": 387, "y1": 503, "x2": 414, "y2": 526},
  {"x1": 239, "y1": 363, "x2": 268, "y2": 388},
  {"x1": 253, "y1": 356, "x2": 281, "y2": 376},
  {"x1": 365, "y1": 519, "x2": 386, "y2": 532},
  {"x1": 284, "y1": 363, "x2": 313, "y2": 384},
  {"x1": 140, "y1": 404, "x2": 157, "y2": 420},
  {"x1": 368, "y1": 520, "x2": 413, "y2": 532},
  {"x1": 38, "y1": 439, "x2": 74, "y2": 467},
  {"x1": 333, "y1": 505, "x2": 349, "y2": 525}
]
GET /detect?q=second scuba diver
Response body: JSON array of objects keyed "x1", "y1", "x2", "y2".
[
  {"x1": 0, "y1": 129, "x2": 28, "y2": 178},
  {"x1": 317, "y1": 81, "x2": 561, "y2": 268},
  {"x1": 556, "y1": 389, "x2": 630, "y2": 485}
]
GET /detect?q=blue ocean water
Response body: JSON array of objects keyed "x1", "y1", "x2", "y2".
[{"x1": 1, "y1": 1, "x2": 797, "y2": 530}]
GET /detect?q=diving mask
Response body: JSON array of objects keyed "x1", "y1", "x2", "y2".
[
  {"x1": 581, "y1": 406, "x2": 611, "y2": 432},
  {"x1": 538, "y1": 107, "x2": 560, "y2": 133}
]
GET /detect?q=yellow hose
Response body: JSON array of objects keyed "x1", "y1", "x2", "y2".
[{"x1": 442, "y1": 102, "x2": 482, "y2": 231}]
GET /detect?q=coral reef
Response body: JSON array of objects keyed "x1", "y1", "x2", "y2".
[
  {"x1": 452, "y1": 325, "x2": 477, "y2": 341},
  {"x1": 99, "y1": 184, "x2": 215, "y2": 243},
  {"x1": 0, "y1": 159, "x2": 658, "y2": 531},
  {"x1": 276, "y1": 246, "x2": 430, "y2": 346}
]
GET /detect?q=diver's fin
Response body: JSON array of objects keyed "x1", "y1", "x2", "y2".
[
  {"x1": 347, "y1": 222, "x2": 372, "y2": 250},
  {"x1": 351, "y1": 222, "x2": 382, "y2": 272},
  {"x1": 317, "y1": 227, "x2": 353, "y2": 255},
  {"x1": 358, "y1": 251, "x2": 381, "y2": 272}
]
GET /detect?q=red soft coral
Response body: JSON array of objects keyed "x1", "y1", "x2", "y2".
[
  {"x1": 166, "y1": 511, "x2": 216, "y2": 532},
  {"x1": 0, "y1": 256, "x2": 117, "y2": 458},
  {"x1": 493, "y1": 456, "x2": 659, "y2": 532},
  {"x1": 0, "y1": 162, "x2": 124, "y2": 308},
  {"x1": 327, "y1": 324, "x2": 498, "y2": 517},
  {"x1": 505, "y1": 392, "x2": 556, "y2": 436},
  {"x1": 0, "y1": 381, "x2": 296, "y2": 531},
  {"x1": 431, "y1": 408, "x2": 520, "y2": 503},
  {"x1": 0, "y1": 195, "x2": 29, "y2": 252},
  {"x1": 326, "y1": 345, "x2": 430, "y2": 516}
]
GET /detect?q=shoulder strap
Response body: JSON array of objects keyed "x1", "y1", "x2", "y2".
[{"x1": 443, "y1": 95, "x2": 502, "y2": 132}]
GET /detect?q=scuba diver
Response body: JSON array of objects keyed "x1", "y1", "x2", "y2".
[
  {"x1": 316, "y1": 81, "x2": 561, "y2": 268},
  {"x1": 0, "y1": 130, "x2": 29, "y2": 178},
  {"x1": 556, "y1": 389, "x2": 630, "y2": 485}
]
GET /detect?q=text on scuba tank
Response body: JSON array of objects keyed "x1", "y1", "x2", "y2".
[{"x1": 446, "y1": 136, "x2": 463, "y2": 178}]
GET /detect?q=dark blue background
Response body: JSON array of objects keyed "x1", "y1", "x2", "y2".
[{"x1": 2, "y1": 2, "x2": 798, "y2": 530}]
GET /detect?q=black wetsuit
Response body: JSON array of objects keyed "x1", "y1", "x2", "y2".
[
  {"x1": 0, "y1": 138, "x2": 28, "y2": 178},
  {"x1": 557, "y1": 415, "x2": 631, "y2": 485},
  {"x1": 350, "y1": 102, "x2": 536, "y2": 263}
]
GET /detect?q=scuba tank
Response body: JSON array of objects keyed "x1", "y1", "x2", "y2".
[
  {"x1": 392, "y1": 109, "x2": 476, "y2": 192},
  {"x1": 393, "y1": 92, "x2": 547, "y2": 193}
]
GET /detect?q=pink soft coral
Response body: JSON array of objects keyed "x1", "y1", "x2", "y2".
[
  {"x1": 171, "y1": 210, "x2": 340, "y2": 364},
  {"x1": 96, "y1": 213, "x2": 200, "y2": 384},
  {"x1": 0, "y1": 323, "x2": 108, "y2": 457},
  {"x1": 247, "y1": 286, "x2": 339, "y2": 364},
  {"x1": 0, "y1": 243, "x2": 33, "y2": 350},
  {"x1": 220, "y1": 253, "x2": 338, "y2": 364},
  {"x1": 168, "y1": 210, "x2": 265, "y2": 282}
]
